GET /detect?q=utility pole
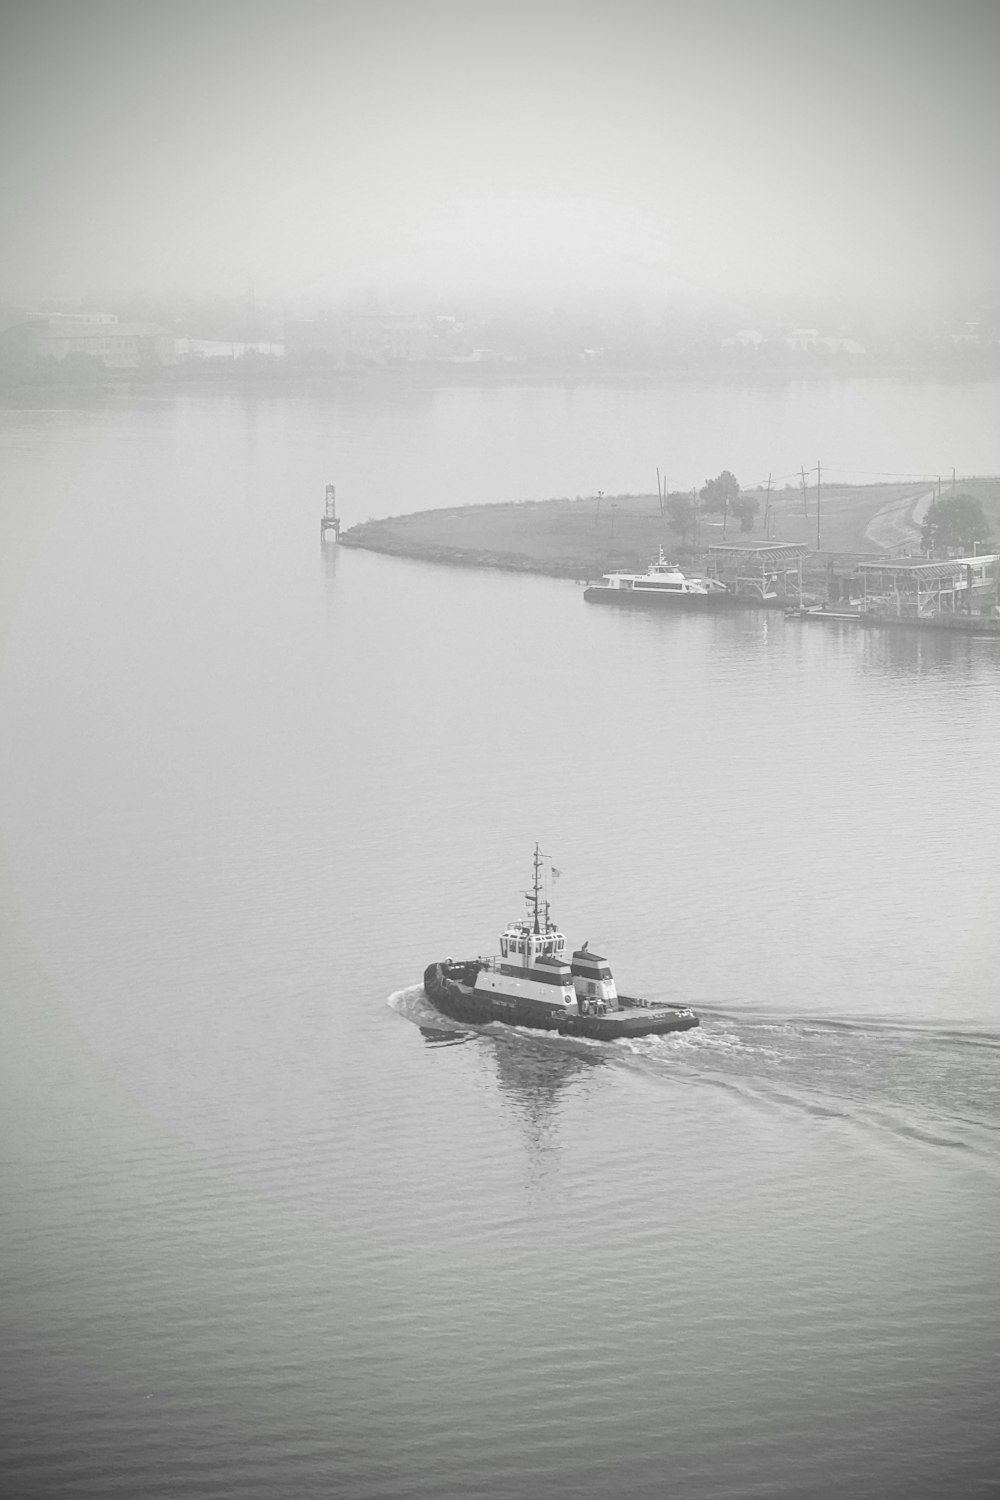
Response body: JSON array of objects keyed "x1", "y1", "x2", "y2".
[
  {"x1": 763, "y1": 473, "x2": 772, "y2": 538},
  {"x1": 816, "y1": 459, "x2": 821, "y2": 552},
  {"x1": 596, "y1": 490, "x2": 603, "y2": 526},
  {"x1": 801, "y1": 465, "x2": 808, "y2": 517},
  {"x1": 610, "y1": 499, "x2": 618, "y2": 540}
]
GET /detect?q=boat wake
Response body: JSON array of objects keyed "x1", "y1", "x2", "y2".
[
  {"x1": 387, "y1": 984, "x2": 477, "y2": 1043},
  {"x1": 390, "y1": 984, "x2": 1000, "y2": 1156},
  {"x1": 619, "y1": 1006, "x2": 1000, "y2": 1154}
]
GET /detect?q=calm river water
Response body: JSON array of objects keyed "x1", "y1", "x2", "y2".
[{"x1": 2, "y1": 379, "x2": 1000, "y2": 1499}]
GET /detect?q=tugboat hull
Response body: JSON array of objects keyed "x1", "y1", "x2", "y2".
[{"x1": 423, "y1": 963, "x2": 698, "y2": 1040}]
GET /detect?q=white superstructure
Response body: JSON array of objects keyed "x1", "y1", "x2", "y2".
[
  {"x1": 472, "y1": 855, "x2": 577, "y2": 1017},
  {"x1": 589, "y1": 547, "x2": 729, "y2": 597}
]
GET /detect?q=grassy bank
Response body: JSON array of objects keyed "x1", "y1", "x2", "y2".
[{"x1": 340, "y1": 481, "x2": 959, "y2": 579}]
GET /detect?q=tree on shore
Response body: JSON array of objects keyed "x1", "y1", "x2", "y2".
[
  {"x1": 699, "y1": 470, "x2": 743, "y2": 535},
  {"x1": 732, "y1": 497, "x2": 759, "y2": 532},
  {"x1": 699, "y1": 470, "x2": 740, "y2": 515},
  {"x1": 665, "y1": 492, "x2": 697, "y2": 544},
  {"x1": 920, "y1": 493, "x2": 992, "y2": 554}
]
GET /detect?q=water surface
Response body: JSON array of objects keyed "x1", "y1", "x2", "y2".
[{"x1": 2, "y1": 383, "x2": 999, "y2": 1498}]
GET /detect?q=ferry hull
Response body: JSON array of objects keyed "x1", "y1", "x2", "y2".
[
  {"x1": 424, "y1": 963, "x2": 698, "y2": 1040},
  {"x1": 584, "y1": 586, "x2": 733, "y2": 609}
]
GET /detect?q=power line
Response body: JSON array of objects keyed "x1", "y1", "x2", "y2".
[{"x1": 741, "y1": 466, "x2": 942, "y2": 489}]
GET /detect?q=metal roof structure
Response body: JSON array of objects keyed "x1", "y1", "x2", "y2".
[
  {"x1": 706, "y1": 541, "x2": 808, "y2": 602},
  {"x1": 857, "y1": 553, "x2": 1000, "y2": 620},
  {"x1": 857, "y1": 555, "x2": 999, "y2": 580},
  {"x1": 707, "y1": 542, "x2": 810, "y2": 563}
]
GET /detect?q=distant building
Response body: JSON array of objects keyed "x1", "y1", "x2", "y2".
[
  {"x1": 284, "y1": 311, "x2": 431, "y2": 365},
  {"x1": 28, "y1": 312, "x2": 175, "y2": 368},
  {"x1": 721, "y1": 329, "x2": 764, "y2": 350},
  {"x1": 441, "y1": 347, "x2": 519, "y2": 364},
  {"x1": 47, "y1": 311, "x2": 118, "y2": 327},
  {"x1": 783, "y1": 328, "x2": 865, "y2": 355},
  {"x1": 430, "y1": 315, "x2": 474, "y2": 360},
  {"x1": 283, "y1": 317, "x2": 349, "y2": 365},
  {"x1": 174, "y1": 338, "x2": 284, "y2": 360},
  {"x1": 347, "y1": 312, "x2": 431, "y2": 363}
]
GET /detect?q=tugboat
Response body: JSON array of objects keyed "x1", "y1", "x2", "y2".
[
  {"x1": 423, "y1": 847, "x2": 699, "y2": 1041},
  {"x1": 584, "y1": 547, "x2": 730, "y2": 608}
]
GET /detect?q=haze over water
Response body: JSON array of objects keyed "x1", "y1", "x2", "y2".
[
  {"x1": 2, "y1": 381, "x2": 1000, "y2": 1497},
  {"x1": 3, "y1": 0, "x2": 999, "y2": 309}
]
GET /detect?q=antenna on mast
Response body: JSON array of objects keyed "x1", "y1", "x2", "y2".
[{"x1": 531, "y1": 843, "x2": 542, "y2": 934}]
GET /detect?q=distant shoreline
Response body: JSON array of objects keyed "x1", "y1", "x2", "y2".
[{"x1": 4, "y1": 357, "x2": 1000, "y2": 398}]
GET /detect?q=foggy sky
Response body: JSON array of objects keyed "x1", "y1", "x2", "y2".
[{"x1": 1, "y1": 0, "x2": 998, "y2": 308}]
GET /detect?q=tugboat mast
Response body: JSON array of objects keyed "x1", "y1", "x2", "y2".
[
  {"x1": 530, "y1": 842, "x2": 543, "y2": 934},
  {"x1": 524, "y1": 843, "x2": 557, "y2": 936}
]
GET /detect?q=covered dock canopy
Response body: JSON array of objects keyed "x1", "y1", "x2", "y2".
[
  {"x1": 857, "y1": 555, "x2": 1000, "y2": 617},
  {"x1": 706, "y1": 542, "x2": 809, "y2": 601}
]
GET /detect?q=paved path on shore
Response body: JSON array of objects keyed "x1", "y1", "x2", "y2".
[{"x1": 864, "y1": 489, "x2": 934, "y2": 553}]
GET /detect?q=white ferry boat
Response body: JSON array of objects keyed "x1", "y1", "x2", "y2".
[
  {"x1": 584, "y1": 547, "x2": 730, "y2": 608},
  {"x1": 423, "y1": 847, "x2": 699, "y2": 1041}
]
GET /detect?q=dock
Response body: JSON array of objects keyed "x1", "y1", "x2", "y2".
[{"x1": 786, "y1": 607, "x2": 861, "y2": 623}]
